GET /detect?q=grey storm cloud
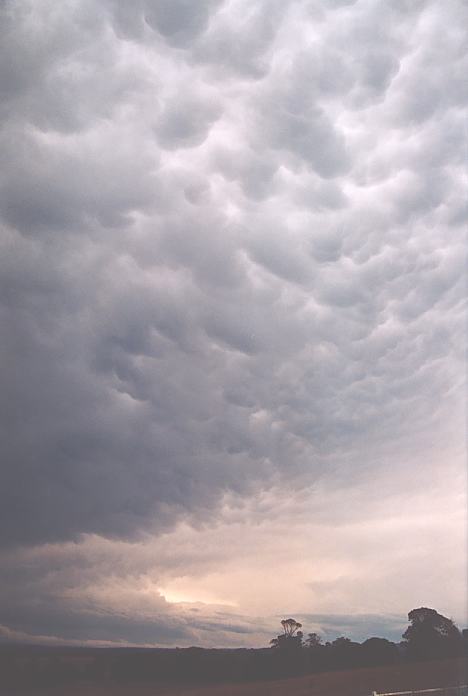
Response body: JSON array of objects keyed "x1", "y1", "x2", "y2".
[{"x1": 0, "y1": 0, "x2": 466, "y2": 645}]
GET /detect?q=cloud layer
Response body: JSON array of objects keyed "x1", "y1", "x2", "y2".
[{"x1": 0, "y1": 0, "x2": 466, "y2": 646}]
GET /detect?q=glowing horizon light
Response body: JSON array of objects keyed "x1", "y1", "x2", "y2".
[{"x1": 159, "y1": 586, "x2": 238, "y2": 608}]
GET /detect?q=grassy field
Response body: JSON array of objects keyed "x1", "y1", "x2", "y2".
[{"x1": 5, "y1": 657, "x2": 466, "y2": 696}]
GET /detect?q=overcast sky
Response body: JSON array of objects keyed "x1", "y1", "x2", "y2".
[{"x1": 0, "y1": 0, "x2": 466, "y2": 648}]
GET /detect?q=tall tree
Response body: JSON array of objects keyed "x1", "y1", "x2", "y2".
[
  {"x1": 403, "y1": 608, "x2": 462, "y2": 659},
  {"x1": 270, "y1": 618, "x2": 303, "y2": 650}
]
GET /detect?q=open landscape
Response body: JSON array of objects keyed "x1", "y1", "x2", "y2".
[
  {"x1": 2, "y1": 656, "x2": 466, "y2": 696},
  {"x1": 2, "y1": 609, "x2": 467, "y2": 695}
]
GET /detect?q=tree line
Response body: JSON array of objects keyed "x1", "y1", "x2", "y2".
[
  {"x1": 0, "y1": 607, "x2": 466, "y2": 690},
  {"x1": 267, "y1": 608, "x2": 466, "y2": 674}
]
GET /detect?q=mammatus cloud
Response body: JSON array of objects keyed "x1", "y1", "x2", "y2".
[{"x1": 0, "y1": 0, "x2": 466, "y2": 645}]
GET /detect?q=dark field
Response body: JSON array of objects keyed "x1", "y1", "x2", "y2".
[{"x1": 1, "y1": 656, "x2": 466, "y2": 696}]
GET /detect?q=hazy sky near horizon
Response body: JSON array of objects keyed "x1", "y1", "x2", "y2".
[{"x1": 0, "y1": 0, "x2": 466, "y2": 648}]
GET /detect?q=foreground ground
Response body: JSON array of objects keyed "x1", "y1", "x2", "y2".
[{"x1": 4, "y1": 658, "x2": 466, "y2": 696}]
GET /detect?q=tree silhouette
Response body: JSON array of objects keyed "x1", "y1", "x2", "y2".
[
  {"x1": 305, "y1": 632, "x2": 322, "y2": 648},
  {"x1": 270, "y1": 618, "x2": 303, "y2": 650},
  {"x1": 329, "y1": 636, "x2": 362, "y2": 668},
  {"x1": 361, "y1": 637, "x2": 398, "y2": 666},
  {"x1": 402, "y1": 607, "x2": 462, "y2": 659}
]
